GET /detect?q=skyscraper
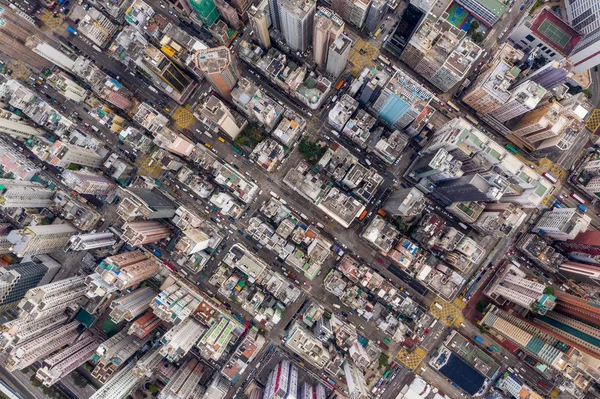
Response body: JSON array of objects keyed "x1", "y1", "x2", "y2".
[
  {"x1": 188, "y1": 0, "x2": 220, "y2": 26},
  {"x1": 18, "y1": 275, "x2": 86, "y2": 320},
  {"x1": 194, "y1": 47, "x2": 240, "y2": 99},
  {"x1": 531, "y1": 208, "x2": 591, "y2": 241},
  {"x1": 487, "y1": 80, "x2": 546, "y2": 122},
  {"x1": 96, "y1": 250, "x2": 161, "y2": 291},
  {"x1": 7, "y1": 224, "x2": 79, "y2": 257},
  {"x1": 363, "y1": 0, "x2": 387, "y2": 34},
  {"x1": 117, "y1": 187, "x2": 176, "y2": 221},
  {"x1": 127, "y1": 311, "x2": 162, "y2": 339},
  {"x1": 278, "y1": 0, "x2": 316, "y2": 52},
  {"x1": 69, "y1": 232, "x2": 117, "y2": 252},
  {"x1": 161, "y1": 358, "x2": 205, "y2": 399},
  {"x1": 248, "y1": 4, "x2": 272, "y2": 49},
  {"x1": 557, "y1": 230, "x2": 600, "y2": 256},
  {"x1": 343, "y1": 360, "x2": 368, "y2": 399},
  {"x1": 121, "y1": 221, "x2": 171, "y2": 246},
  {"x1": 326, "y1": 33, "x2": 352, "y2": 77},
  {"x1": 433, "y1": 173, "x2": 507, "y2": 206},
  {"x1": 565, "y1": 0, "x2": 600, "y2": 73},
  {"x1": 331, "y1": 0, "x2": 370, "y2": 28},
  {"x1": 0, "y1": 179, "x2": 54, "y2": 208},
  {"x1": 61, "y1": 171, "x2": 115, "y2": 197},
  {"x1": 200, "y1": 96, "x2": 248, "y2": 139},
  {"x1": 510, "y1": 102, "x2": 570, "y2": 150},
  {"x1": 313, "y1": 7, "x2": 344, "y2": 67},
  {"x1": 159, "y1": 318, "x2": 206, "y2": 361},
  {"x1": 109, "y1": 287, "x2": 157, "y2": 323},
  {"x1": 0, "y1": 260, "x2": 61, "y2": 310},
  {"x1": 519, "y1": 59, "x2": 574, "y2": 91},
  {"x1": 89, "y1": 362, "x2": 140, "y2": 399},
  {"x1": 92, "y1": 330, "x2": 146, "y2": 383}
]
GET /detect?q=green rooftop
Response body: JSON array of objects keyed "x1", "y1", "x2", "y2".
[{"x1": 473, "y1": 0, "x2": 507, "y2": 16}]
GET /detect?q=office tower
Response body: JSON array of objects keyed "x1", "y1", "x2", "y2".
[
  {"x1": 160, "y1": 318, "x2": 206, "y2": 361},
  {"x1": 557, "y1": 231, "x2": 600, "y2": 257},
  {"x1": 278, "y1": 0, "x2": 316, "y2": 52},
  {"x1": 214, "y1": 0, "x2": 241, "y2": 29},
  {"x1": 0, "y1": 114, "x2": 43, "y2": 139},
  {"x1": 92, "y1": 330, "x2": 146, "y2": 383},
  {"x1": 162, "y1": 358, "x2": 205, "y2": 399},
  {"x1": 121, "y1": 221, "x2": 171, "y2": 246},
  {"x1": 194, "y1": 47, "x2": 239, "y2": 99},
  {"x1": 382, "y1": 187, "x2": 425, "y2": 217},
  {"x1": 382, "y1": 2, "x2": 426, "y2": 57},
  {"x1": 18, "y1": 275, "x2": 86, "y2": 320},
  {"x1": 132, "y1": 349, "x2": 162, "y2": 379},
  {"x1": 176, "y1": 228, "x2": 211, "y2": 254},
  {"x1": 89, "y1": 362, "x2": 140, "y2": 399},
  {"x1": 433, "y1": 173, "x2": 508, "y2": 206},
  {"x1": 285, "y1": 321, "x2": 330, "y2": 368},
  {"x1": 200, "y1": 96, "x2": 248, "y2": 139},
  {"x1": 519, "y1": 59, "x2": 574, "y2": 91},
  {"x1": 356, "y1": 67, "x2": 391, "y2": 107},
  {"x1": 331, "y1": 0, "x2": 370, "y2": 28},
  {"x1": 455, "y1": 0, "x2": 506, "y2": 26},
  {"x1": 7, "y1": 224, "x2": 78, "y2": 257},
  {"x1": 248, "y1": 5, "x2": 272, "y2": 49},
  {"x1": 204, "y1": 374, "x2": 230, "y2": 399},
  {"x1": 62, "y1": 171, "x2": 115, "y2": 197},
  {"x1": 313, "y1": 7, "x2": 344, "y2": 67},
  {"x1": 326, "y1": 33, "x2": 352, "y2": 77},
  {"x1": 0, "y1": 260, "x2": 61, "y2": 310},
  {"x1": 511, "y1": 102, "x2": 570, "y2": 150},
  {"x1": 188, "y1": 0, "x2": 220, "y2": 26},
  {"x1": 150, "y1": 277, "x2": 203, "y2": 324},
  {"x1": 109, "y1": 287, "x2": 156, "y2": 323},
  {"x1": 558, "y1": 261, "x2": 600, "y2": 286},
  {"x1": 0, "y1": 309, "x2": 70, "y2": 352},
  {"x1": 264, "y1": 360, "x2": 298, "y2": 399},
  {"x1": 96, "y1": 250, "x2": 161, "y2": 291},
  {"x1": 69, "y1": 232, "x2": 117, "y2": 252},
  {"x1": 5, "y1": 320, "x2": 80, "y2": 371},
  {"x1": 343, "y1": 360, "x2": 368, "y2": 399},
  {"x1": 36, "y1": 332, "x2": 99, "y2": 386},
  {"x1": 371, "y1": 69, "x2": 434, "y2": 129},
  {"x1": 117, "y1": 187, "x2": 176, "y2": 221},
  {"x1": 409, "y1": 148, "x2": 463, "y2": 181},
  {"x1": 472, "y1": 203, "x2": 527, "y2": 236},
  {"x1": 128, "y1": 311, "x2": 162, "y2": 339},
  {"x1": 363, "y1": 0, "x2": 387, "y2": 34},
  {"x1": 463, "y1": 43, "x2": 524, "y2": 114},
  {"x1": 565, "y1": 0, "x2": 600, "y2": 72},
  {"x1": 509, "y1": 8, "x2": 580, "y2": 65},
  {"x1": 0, "y1": 179, "x2": 54, "y2": 208},
  {"x1": 486, "y1": 266, "x2": 555, "y2": 313},
  {"x1": 269, "y1": 0, "x2": 282, "y2": 30},
  {"x1": 532, "y1": 208, "x2": 591, "y2": 241},
  {"x1": 488, "y1": 80, "x2": 546, "y2": 122}
]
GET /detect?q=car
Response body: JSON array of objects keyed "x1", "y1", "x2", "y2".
[
  {"x1": 340, "y1": 311, "x2": 348, "y2": 317},
  {"x1": 520, "y1": 4, "x2": 525, "y2": 10},
  {"x1": 375, "y1": 257, "x2": 384, "y2": 264}
]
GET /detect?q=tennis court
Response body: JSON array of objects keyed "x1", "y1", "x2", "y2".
[
  {"x1": 446, "y1": 3, "x2": 469, "y2": 29},
  {"x1": 538, "y1": 19, "x2": 570, "y2": 47}
]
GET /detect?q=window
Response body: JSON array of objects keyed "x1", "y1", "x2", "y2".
[
  {"x1": 525, "y1": 34, "x2": 535, "y2": 42},
  {"x1": 541, "y1": 45, "x2": 547, "y2": 50},
  {"x1": 550, "y1": 52, "x2": 556, "y2": 57},
  {"x1": 537, "y1": 43, "x2": 543, "y2": 47}
]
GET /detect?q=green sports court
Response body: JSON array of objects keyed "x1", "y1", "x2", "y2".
[{"x1": 538, "y1": 19, "x2": 571, "y2": 47}]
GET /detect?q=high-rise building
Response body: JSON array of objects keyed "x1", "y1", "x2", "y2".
[
  {"x1": 162, "y1": 358, "x2": 205, "y2": 399},
  {"x1": 200, "y1": 96, "x2": 248, "y2": 139},
  {"x1": 159, "y1": 318, "x2": 206, "y2": 361},
  {"x1": 214, "y1": 0, "x2": 242, "y2": 29},
  {"x1": 343, "y1": 360, "x2": 368, "y2": 399},
  {"x1": 89, "y1": 362, "x2": 140, "y2": 399},
  {"x1": 35, "y1": 332, "x2": 99, "y2": 386},
  {"x1": 532, "y1": 208, "x2": 591, "y2": 241},
  {"x1": 518, "y1": 59, "x2": 574, "y2": 91},
  {"x1": 0, "y1": 309, "x2": 70, "y2": 352},
  {"x1": 313, "y1": 7, "x2": 344, "y2": 67},
  {"x1": 510, "y1": 102, "x2": 570, "y2": 150},
  {"x1": 557, "y1": 231, "x2": 600, "y2": 256},
  {"x1": 188, "y1": 0, "x2": 220, "y2": 26},
  {"x1": 150, "y1": 276, "x2": 203, "y2": 324},
  {"x1": 248, "y1": 4, "x2": 272, "y2": 49},
  {"x1": 382, "y1": 187, "x2": 425, "y2": 217},
  {"x1": 409, "y1": 148, "x2": 463, "y2": 181},
  {"x1": 382, "y1": 3, "x2": 426, "y2": 57},
  {"x1": 285, "y1": 321, "x2": 330, "y2": 368},
  {"x1": 558, "y1": 261, "x2": 600, "y2": 286},
  {"x1": 109, "y1": 287, "x2": 156, "y2": 323},
  {"x1": 371, "y1": 70, "x2": 434, "y2": 129},
  {"x1": 278, "y1": 0, "x2": 316, "y2": 52},
  {"x1": 128, "y1": 311, "x2": 162, "y2": 339},
  {"x1": 455, "y1": 0, "x2": 506, "y2": 27},
  {"x1": 363, "y1": 0, "x2": 387, "y2": 34},
  {"x1": 433, "y1": 173, "x2": 507, "y2": 206},
  {"x1": 176, "y1": 228, "x2": 211, "y2": 254},
  {"x1": 472, "y1": 202, "x2": 527, "y2": 236},
  {"x1": 326, "y1": 33, "x2": 352, "y2": 77},
  {"x1": 0, "y1": 259, "x2": 61, "y2": 310},
  {"x1": 92, "y1": 330, "x2": 146, "y2": 383},
  {"x1": 331, "y1": 0, "x2": 370, "y2": 28},
  {"x1": 117, "y1": 187, "x2": 176, "y2": 221},
  {"x1": 264, "y1": 360, "x2": 298, "y2": 399},
  {"x1": 96, "y1": 250, "x2": 161, "y2": 291},
  {"x1": 463, "y1": 43, "x2": 524, "y2": 114},
  {"x1": 7, "y1": 224, "x2": 79, "y2": 258},
  {"x1": 565, "y1": 0, "x2": 600, "y2": 73},
  {"x1": 194, "y1": 47, "x2": 239, "y2": 99},
  {"x1": 0, "y1": 179, "x2": 54, "y2": 208},
  {"x1": 132, "y1": 349, "x2": 163, "y2": 379},
  {"x1": 204, "y1": 374, "x2": 230, "y2": 399},
  {"x1": 5, "y1": 320, "x2": 80, "y2": 371},
  {"x1": 0, "y1": 114, "x2": 43, "y2": 140},
  {"x1": 36, "y1": 140, "x2": 105, "y2": 169},
  {"x1": 0, "y1": 138, "x2": 40, "y2": 181},
  {"x1": 18, "y1": 275, "x2": 86, "y2": 320},
  {"x1": 62, "y1": 171, "x2": 115, "y2": 197},
  {"x1": 69, "y1": 232, "x2": 117, "y2": 252},
  {"x1": 488, "y1": 80, "x2": 546, "y2": 122},
  {"x1": 121, "y1": 221, "x2": 171, "y2": 246},
  {"x1": 269, "y1": 0, "x2": 282, "y2": 31},
  {"x1": 197, "y1": 316, "x2": 241, "y2": 360},
  {"x1": 486, "y1": 265, "x2": 555, "y2": 313}
]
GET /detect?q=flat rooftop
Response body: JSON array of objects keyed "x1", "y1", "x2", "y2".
[
  {"x1": 195, "y1": 46, "x2": 232, "y2": 74},
  {"x1": 531, "y1": 9, "x2": 581, "y2": 57}
]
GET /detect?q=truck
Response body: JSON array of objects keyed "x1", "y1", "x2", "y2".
[
  {"x1": 66, "y1": 26, "x2": 78, "y2": 35},
  {"x1": 474, "y1": 336, "x2": 484, "y2": 344},
  {"x1": 578, "y1": 204, "x2": 587, "y2": 212}
]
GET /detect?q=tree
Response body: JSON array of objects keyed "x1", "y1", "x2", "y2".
[
  {"x1": 148, "y1": 385, "x2": 159, "y2": 394},
  {"x1": 378, "y1": 353, "x2": 389, "y2": 368},
  {"x1": 543, "y1": 286, "x2": 555, "y2": 295},
  {"x1": 468, "y1": 20, "x2": 480, "y2": 35},
  {"x1": 234, "y1": 122, "x2": 265, "y2": 149},
  {"x1": 471, "y1": 31, "x2": 484, "y2": 43},
  {"x1": 583, "y1": 88, "x2": 593, "y2": 99},
  {"x1": 479, "y1": 325, "x2": 488, "y2": 334},
  {"x1": 476, "y1": 300, "x2": 489, "y2": 313},
  {"x1": 298, "y1": 138, "x2": 327, "y2": 164},
  {"x1": 533, "y1": 55, "x2": 546, "y2": 69}
]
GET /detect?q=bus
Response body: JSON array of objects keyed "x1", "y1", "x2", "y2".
[
  {"x1": 447, "y1": 101, "x2": 460, "y2": 112},
  {"x1": 505, "y1": 143, "x2": 519, "y2": 154},
  {"x1": 554, "y1": 202, "x2": 564, "y2": 209},
  {"x1": 465, "y1": 114, "x2": 479, "y2": 126},
  {"x1": 378, "y1": 55, "x2": 390, "y2": 66},
  {"x1": 374, "y1": 28, "x2": 382, "y2": 38},
  {"x1": 543, "y1": 172, "x2": 558, "y2": 184},
  {"x1": 571, "y1": 192, "x2": 586, "y2": 204},
  {"x1": 92, "y1": 44, "x2": 103, "y2": 53},
  {"x1": 335, "y1": 80, "x2": 344, "y2": 90},
  {"x1": 358, "y1": 209, "x2": 368, "y2": 221}
]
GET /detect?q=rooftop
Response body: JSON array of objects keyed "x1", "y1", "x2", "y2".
[
  {"x1": 530, "y1": 8, "x2": 581, "y2": 57},
  {"x1": 195, "y1": 46, "x2": 233, "y2": 74}
]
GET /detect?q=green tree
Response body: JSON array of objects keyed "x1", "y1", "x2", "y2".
[
  {"x1": 234, "y1": 122, "x2": 265, "y2": 149},
  {"x1": 543, "y1": 286, "x2": 555, "y2": 295},
  {"x1": 479, "y1": 325, "x2": 489, "y2": 334},
  {"x1": 583, "y1": 88, "x2": 593, "y2": 99},
  {"x1": 298, "y1": 138, "x2": 327, "y2": 164},
  {"x1": 378, "y1": 353, "x2": 389, "y2": 368},
  {"x1": 533, "y1": 55, "x2": 547, "y2": 69},
  {"x1": 476, "y1": 300, "x2": 489, "y2": 313},
  {"x1": 468, "y1": 20, "x2": 480, "y2": 35},
  {"x1": 471, "y1": 31, "x2": 484, "y2": 43},
  {"x1": 148, "y1": 385, "x2": 159, "y2": 394}
]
